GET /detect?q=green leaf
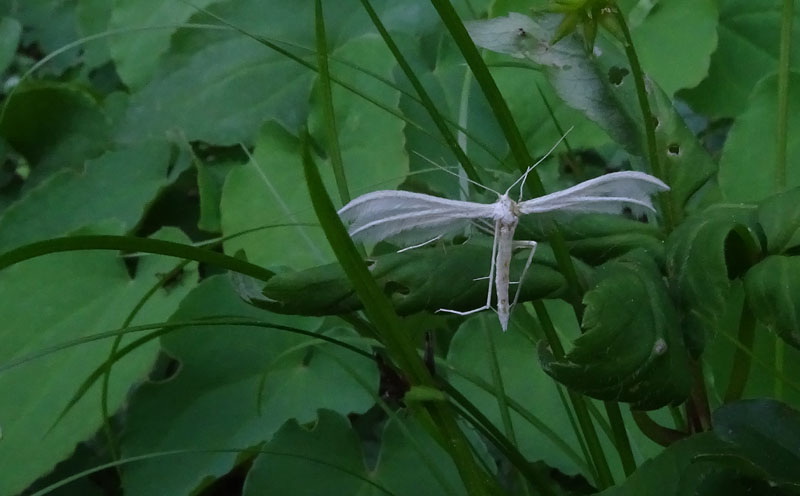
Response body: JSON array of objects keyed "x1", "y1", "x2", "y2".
[
  {"x1": 711, "y1": 399, "x2": 800, "y2": 489},
  {"x1": 719, "y1": 71, "x2": 800, "y2": 203},
  {"x1": 0, "y1": 16, "x2": 21, "y2": 74},
  {"x1": 74, "y1": 0, "x2": 113, "y2": 70},
  {"x1": 621, "y1": 0, "x2": 718, "y2": 95},
  {"x1": 259, "y1": 243, "x2": 584, "y2": 317},
  {"x1": 107, "y1": 0, "x2": 218, "y2": 88},
  {"x1": 446, "y1": 313, "x2": 589, "y2": 477},
  {"x1": 0, "y1": 228, "x2": 197, "y2": 496},
  {"x1": 8, "y1": 0, "x2": 81, "y2": 73},
  {"x1": 0, "y1": 82, "x2": 110, "y2": 189},
  {"x1": 243, "y1": 410, "x2": 470, "y2": 496},
  {"x1": 466, "y1": 12, "x2": 640, "y2": 153},
  {"x1": 681, "y1": 0, "x2": 800, "y2": 118},
  {"x1": 119, "y1": 276, "x2": 376, "y2": 495},
  {"x1": 0, "y1": 141, "x2": 176, "y2": 252},
  {"x1": 757, "y1": 186, "x2": 800, "y2": 254},
  {"x1": 597, "y1": 433, "x2": 742, "y2": 496},
  {"x1": 540, "y1": 250, "x2": 691, "y2": 410},
  {"x1": 745, "y1": 255, "x2": 800, "y2": 348},
  {"x1": 666, "y1": 205, "x2": 762, "y2": 354}
]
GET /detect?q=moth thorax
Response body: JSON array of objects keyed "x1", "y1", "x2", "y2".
[{"x1": 494, "y1": 195, "x2": 520, "y2": 225}]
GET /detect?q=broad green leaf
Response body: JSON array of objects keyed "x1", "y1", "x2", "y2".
[
  {"x1": 0, "y1": 141, "x2": 177, "y2": 252},
  {"x1": 681, "y1": 0, "x2": 800, "y2": 117},
  {"x1": 719, "y1": 72, "x2": 800, "y2": 203},
  {"x1": 446, "y1": 313, "x2": 588, "y2": 476},
  {"x1": 243, "y1": 410, "x2": 469, "y2": 496},
  {"x1": 0, "y1": 82, "x2": 110, "y2": 190},
  {"x1": 0, "y1": 228, "x2": 197, "y2": 496},
  {"x1": 75, "y1": 0, "x2": 113, "y2": 70},
  {"x1": 744, "y1": 256, "x2": 800, "y2": 348},
  {"x1": 466, "y1": 12, "x2": 717, "y2": 213},
  {"x1": 5, "y1": 0, "x2": 81, "y2": 73},
  {"x1": 0, "y1": 16, "x2": 21, "y2": 74},
  {"x1": 620, "y1": 0, "x2": 718, "y2": 95},
  {"x1": 540, "y1": 250, "x2": 691, "y2": 409},
  {"x1": 259, "y1": 243, "x2": 585, "y2": 317},
  {"x1": 107, "y1": 0, "x2": 217, "y2": 88},
  {"x1": 666, "y1": 205, "x2": 762, "y2": 354},
  {"x1": 119, "y1": 276, "x2": 376, "y2": 495},
  {"x1": 711, "y1": 399, "x2": 800, "y2": 489},
  {"x1": 757, "y1": 186, "x2": 800, "y2": 254},
  {"x1": 467, "y1": 12, "x2": 640, "y2": 153},
  {"x1": 597, "y1": 433, "x2": 750, "y2": 496}
]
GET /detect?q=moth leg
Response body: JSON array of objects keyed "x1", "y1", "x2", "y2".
[
  {"x1": 397, "y1": 234, "x2": 443, "y2": 253},
  {"x1": 438, "y1": 221, "x2": 500, "y2": 316},
  {"x1": 510, "y1": 240, "x2": 538, "y2": 309}
]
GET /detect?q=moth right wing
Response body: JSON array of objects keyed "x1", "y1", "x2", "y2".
[{"x1": 338, "y1": 190, "x2": 495, "y2": 246}]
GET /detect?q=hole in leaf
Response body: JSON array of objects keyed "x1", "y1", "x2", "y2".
[
  {"x1": 365, "y1": 259, "x2": 376, "y2": 269},
  {"x1": 724, "y1": 229, "x2": 760, "y2": 279},
  {"x1": 667, "y1": 143, "x2": 680, "y2": 156},
  {"x1": 651, "y1": 116, "x2": 660, "y2": 130},
  {"x1": 608, "y1": 66, "x2": 630, "y2": 86},
  {"x1": 384, "y1": 280, "x2": 410, "y2": 297},
  {"x1": 148, "y1": 351, "x2": 182, "y2": 383}
]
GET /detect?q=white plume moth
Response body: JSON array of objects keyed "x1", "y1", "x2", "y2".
[{"x1": 338, "y1": 151, "x2": 668, "y2": 331}]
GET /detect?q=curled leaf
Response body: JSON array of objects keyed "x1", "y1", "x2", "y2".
[{"x1": 540, "y1": 250, "x2": 691, "y2": 410}]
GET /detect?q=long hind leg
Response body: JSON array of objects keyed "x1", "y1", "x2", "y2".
[
  {"x1": 437, "y1": 222, "x2": 500, "y2": 316},
  {"x1": 510, "y1": 240, "x2": 538, "y2": 309}
]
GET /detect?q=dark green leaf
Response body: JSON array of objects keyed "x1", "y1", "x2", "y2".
[
  {"x1": 666, "y1": 205, "x2": 762, "y2": 354},
  {"x1": 745, "y1": 255, "x2": 800, "y2": 348},
  {"x1": 0, "y1": 82, "x2": 110, "y2": 189},
  {"x1": 259, "y1": 243, "x2": 585, "y2": 318},
  {"x1": 711, "y1": 399, "x2": 800, "y2": 490},
  {"x1": 540, "y1": 250, "x2": 691, "y2": 410}
]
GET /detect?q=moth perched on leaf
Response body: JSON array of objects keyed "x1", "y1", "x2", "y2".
[{"x1": 338, "y1": 151, "x2": 668, "y2": 331}]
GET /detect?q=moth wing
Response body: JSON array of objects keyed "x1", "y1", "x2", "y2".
[
  {"x1": 338, "y1": 190, "x2": 495, "y2": 246},
  {"x1": 519, "y1": 171, "x2": 668, "y2": 217}
]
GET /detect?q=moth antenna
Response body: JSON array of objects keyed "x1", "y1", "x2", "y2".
[
  {"x1": 412, "y1": 151, "x2": 500, "y2": 197},
  {"x1": 506, "y1": 126, "x2": 575, "y2": 200}
]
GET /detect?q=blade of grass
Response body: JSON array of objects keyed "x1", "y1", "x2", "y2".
[
  {"x1": 0, "y1": 235, "x2": 274, "y2": 280},
  {"x1": 358, "y1": 0, "x2": 483, "y2": 185},
  {"x1": 315, "y1": 0, "x2": 351, "y2": 205}
]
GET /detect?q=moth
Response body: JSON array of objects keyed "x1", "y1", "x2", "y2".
[{"x1": 338, "y1": 159, "x2": 668, "y2": 331}]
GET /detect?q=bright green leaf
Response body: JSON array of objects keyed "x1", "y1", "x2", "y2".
[
  {"x1": 107, "y1": 0, "x2": 217, "y2": 88},
  {"x1": 0, "y1": 16, "x2": 21, "y2": 74},
  {"x1": 0, "y1": 228, "x2": 197, "y2": 496},
  {"x1": 719, "y1": 72, "x2": 800, "y2": 203},
  {"x1": 0, "y1": 141, "x2": 176, "y2": 252},
  {"x1": 119, "y1": 276, "x2": 376, "y2": 495},
  {"x1": 243, "y1": 410, "x2": 469, "y2": 496},
  {"x1": 745, "y1": 255, "x2": 800, "y2": 348},
  {"x1": 757, "y1": 186, "x2": 800, "y2": 254},
  {"x1": 681, "y1": 0, "x2": 800, "y2": 118}
]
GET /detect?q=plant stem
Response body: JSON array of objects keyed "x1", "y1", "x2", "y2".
[
  {"x1": 610, "y1": 6, "x2": 675, "y2": 230},
  {"x1": 631, "y1": 411, "x2": 687, "y2": 447},
  {"x1": 533, "y1": 301, "x2": 615, "y2": 489},
  {"x1": 724, "y1": 303, "x2": 756, "y2": 403},
  {"x1": 604, "y1": 401, "x2": 636, "y2": 476},
  {"x1": 776, "y1": 0, "x2": 794, "y2": 190}
]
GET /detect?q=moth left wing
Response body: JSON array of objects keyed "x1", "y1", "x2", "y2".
[
  {"x1": 519, "y1": 171, "x2": 668, "y2": 217},
  {"x1": 338, "y1": 190, "x2": 495, "y2": 246}
]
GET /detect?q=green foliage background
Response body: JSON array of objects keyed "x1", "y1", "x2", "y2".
[{"x1": 1, "y1": 0, "x2": 800, "y2": 495}]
